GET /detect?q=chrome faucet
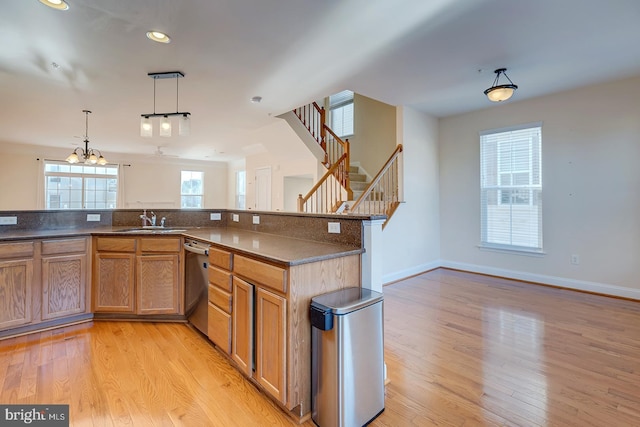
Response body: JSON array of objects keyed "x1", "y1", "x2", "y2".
[{"x1": 140, "y1": 209, "x2": 156, "y2": 227}]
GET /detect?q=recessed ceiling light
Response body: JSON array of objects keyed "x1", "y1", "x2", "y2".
[
  {"x1": 39, "y1": 0, "x2": 69, "y2": 10},
  {"x1": 250, "y1": 96, "x2": 262, "y2": 103},
  {"x1": 146, "y1": 31, "x2": 171, "y2": 44}
]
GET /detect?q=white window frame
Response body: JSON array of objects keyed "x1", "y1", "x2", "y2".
[
  {"x1": 480, "y1": 123, "x2": 543, "y2": 253},
  {"x1": 236, "y1": 170, "x2": 246, "y2": 209},
  {"x1": 180, "y1": 170, "x2": 204, "y2": 209},
  {"x1": 44, "y1": 160, "x2": 118, "y2": 209},
  {"x1": 329, "y1": 90, "x2": 354, "y2": 138}
]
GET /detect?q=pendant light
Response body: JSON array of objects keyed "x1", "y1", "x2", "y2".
[
  {"x1": 140, "y1": 71, "x2": 191, "y2": 137},
  {"x1": 66, "y1": 110, "x2": 108, "y2": 165},
  {"x1": 484, "y1": 68, "x2": 518, "y2": 102}
]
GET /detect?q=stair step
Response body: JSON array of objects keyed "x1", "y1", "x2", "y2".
[
  {"x1": 349, "y1": 166, "x2": 359, "y2": 174},
  {"x1": 351, "y1": 181, "x2": 368, "y2": 191},
  {"x1": 350, "y1": 173, "x2": 367, "y2": 182}
]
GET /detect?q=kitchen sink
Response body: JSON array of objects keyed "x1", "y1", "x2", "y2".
[{"x1": 116, "y1": 227, "x2": 187, "y2": 234}]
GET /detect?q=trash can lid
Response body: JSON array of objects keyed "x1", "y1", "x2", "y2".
[{"x1": 310, "y1": 287, "x2": 383, "y2": 315}]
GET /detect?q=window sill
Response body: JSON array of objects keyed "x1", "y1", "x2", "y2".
[{"x1": 477, "y1": 244, "x2": 546, "y2": 257}]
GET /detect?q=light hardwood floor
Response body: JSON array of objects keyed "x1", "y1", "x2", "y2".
[{"x1": 1, "y1": 268, "x2": 639, "y2": 426}]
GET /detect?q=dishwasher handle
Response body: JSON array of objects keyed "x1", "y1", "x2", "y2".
[{"x1": 184, "y1": 242, "x2": 209, "y2": 256}]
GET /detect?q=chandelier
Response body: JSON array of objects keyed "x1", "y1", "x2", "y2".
[
  {"x1": 66, "y1": 110, "x2": 108, "y2": 165},
  {"x1": 140, "y1": 71, "x2": 191, "y2": 137}
]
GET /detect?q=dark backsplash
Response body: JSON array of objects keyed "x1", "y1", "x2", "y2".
[{"x1": 0, "y1": 209, "x2": 370, "y2": 247}]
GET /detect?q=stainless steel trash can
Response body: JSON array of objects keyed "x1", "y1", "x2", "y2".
[{"x1": 310, "y1": 287, "x2": 384, "y2": 427}]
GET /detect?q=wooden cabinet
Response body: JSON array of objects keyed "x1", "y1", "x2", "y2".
[
  {"x1": 93, "y1": 236, "x2": 183, "y2": 316},
  {"x1": 0, "y1": 241, "x2": 34, "y2": 330},
  {"x1": 232, "y1": 276, "x2": 253, "y2": 375},
  {"x1": 41, "y1": 238, "x2": 89, "y2": 320},
  {"x1": 255, "y1": 286, "x2": 287, "y2": 405},
  {"x1": 137, "y1": 238, "x2": 181, "y2": 315},
  {"x1": 208, "y1": 248, "x2": 233, "y2": 354},
  {"x1": 233, "y1": 254, "x2": 288, "y2": 405},
  {"x1": 93, "y1": 238, "x2": 136, "y2": 313}
]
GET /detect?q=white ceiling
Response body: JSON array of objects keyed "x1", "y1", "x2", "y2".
[{"x1": 2, "y1": 0, "x2": 640, "y2": 162}]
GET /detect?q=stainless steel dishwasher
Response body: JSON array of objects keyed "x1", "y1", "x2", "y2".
[{"x1": 184, "y1": 239, "x2": 210, "y2": 335}]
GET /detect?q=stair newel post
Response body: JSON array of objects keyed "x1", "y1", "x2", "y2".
[
  {"x1": 345, "y1": 138, "x2": 352, "y2": 200},
  {"x1": 297, "y1": 194, "x2": 304, "y2": 212},
  {"x1": 320, "y1": 106, "x2": 327, "y2": 163}
]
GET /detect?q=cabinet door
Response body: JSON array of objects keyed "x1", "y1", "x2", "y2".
[
  {"x1": 137, "y1": 254, "x2": 180, "y2": 315},
  {"x1": 41, "y1": 254, "x2": 87, "y2": 320},
  {"x1": 208, "y1": 302, "x2": 231, "y2": 354},
  {"x1": 255, "y1": 287, "x2": 287, "y2": 405},
  {"x1": 232, "y1": 276, "x2": 254, "y2": 376},
  {"x1": 93, "y1": 253, "x2": 135, "y2": 312},
  {"x1": 0, "y1": 258, "x2": 33, "y2": 329}
]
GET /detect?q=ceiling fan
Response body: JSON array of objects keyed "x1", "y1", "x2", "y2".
[{"x1": 153, "y1": 146, "x2": 179, "y2": 158}]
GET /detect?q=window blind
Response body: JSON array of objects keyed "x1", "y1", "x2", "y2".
[
  {"x1": 480, "y1": 124, "x2": 542, "y2": 251},
  {"x1": 329, "y1": 90, "x2": 354, "y2": 137}
]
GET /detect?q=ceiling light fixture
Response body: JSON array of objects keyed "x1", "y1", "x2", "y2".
[
  {"x1": 66, "y1": 110, "x2": 108, "y2": 165},
  {"x1": 146, "y1": 31, "x2": 171, "y2": 44},
  {"x1": 39, "y1": 0, "x2": 69, "y2": 10},
  {"x1": 140, "y1": 71, "x2": 191, "y2": 138},
  {"x1": 484, "y1": 68, "x2": 518, "y2": 102}
]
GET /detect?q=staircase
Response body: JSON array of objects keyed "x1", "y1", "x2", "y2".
[{"x1": 283, "y1": 101, "x2": 403, "y2": 228}]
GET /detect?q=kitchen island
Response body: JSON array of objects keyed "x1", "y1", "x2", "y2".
[{"x1": 0, "y1": 208, "x2": 377, "y2": 423}]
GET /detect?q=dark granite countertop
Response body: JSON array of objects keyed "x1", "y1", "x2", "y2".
[{"x1": 0, "y1": 226, "x2": 363, "y2": 266}]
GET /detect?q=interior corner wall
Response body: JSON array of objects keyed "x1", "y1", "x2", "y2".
[
  {"x1": 244, "y1": 120, "x2": 319, "y2": 211},
  {"x1": 439, "y1": 74, "x2": 640, "y2": 298},
  {"x1": 381, "y1": 106, "x2": 441, "y2": 283},
  {"x1": 351, "y1": 94, "x2": 397, "y2": 176}
]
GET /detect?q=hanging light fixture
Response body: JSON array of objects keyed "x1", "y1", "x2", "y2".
[
  {"x1": 484, "y1": 68, "x2": 518, "y2": 102},
  {"x1": 66, "y1": 110, "x2": 108, "y2": 165},
  {"x1": 140, "y1": 71, "x2": 191, "y2": 137}
]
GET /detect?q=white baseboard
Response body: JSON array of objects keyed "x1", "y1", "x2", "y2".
[
  {"x1": 440, "y1": 260, "x2": 640, "y2": 301},
  {"x1": 382, "y1": 260, "x2": 441, "y2": 285}
]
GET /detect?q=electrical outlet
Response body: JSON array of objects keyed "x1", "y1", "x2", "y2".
[
  {"x1": 571, "y1": 254, "x2": 580, "y2": 265},
  {"x1": 86, "y1": 214, "x2": 101, "y2": 222},
  {"x1": 232, "y1": 214, "x2": 240, "y2": 222},
  {"x1": 0, "y1": 216, "x2": 17, "y2": 225},
  {"x1": 210, "y1": 212, "x2": 221, "y2": 220},
  {"x1": 328, "y1": 222, "x2": 341, "y2": 234},
  {"x1": 252, "y1": 215, "x2": 260, "y2": 225}
]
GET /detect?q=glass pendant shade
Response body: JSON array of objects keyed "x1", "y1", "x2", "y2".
[
  {"x1": 160, "y1": 116, "x2": 172, "y2": 137},
  {"x1": 97, "y1": 155, "x2": 108, "y2": 166},
  {"x1": 485, "y1": 86, "x2": 516, "y2": 102},
  {"x1": 66, "y1": 151, "x2": 79, "y2": 164},
  {"x1": 88, "y1": 153, "x2": 98, "y2": 164},
  {"x1": 140, "y1": 116, "x2": 153, "y2": 137},
  {"x1": 179, "y1": 114, "x2": 190, "y2": 136}
]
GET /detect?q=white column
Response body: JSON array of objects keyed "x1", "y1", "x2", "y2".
[{"x1": 361, "y1": 218, "x2": 385, "y2": 293}]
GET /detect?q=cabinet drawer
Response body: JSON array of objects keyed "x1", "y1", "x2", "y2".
[
  {"x1": 208, "y1": 265, "x2": 232, "y2": 292},
  {"x1": 234, "y1": 255, "x2": 287, "y2": 293},
  {"x1": 0, "y1": 241, "x2": 34, "y2": 259},
  {"x1": 96, "y1": 237, "x2": 136, "y2": 252},
  {"x1": 208, "y1": 302, "x2": 232, "y2": 354},
  {"x1": 140, "y1": 237, "x2": 181, "y2": 253},
  {"x1": 209, "y1": 246, "x2": 232, "y2": 270},
  {"x1": 42, "y1": 237, "x2": 87, "y2": 255},
  {"x1": 208, "y1": 284, "x2": 232, "y2": 313}
]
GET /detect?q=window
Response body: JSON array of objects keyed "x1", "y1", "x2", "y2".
[
  {"x1": 236, "y1": 170, "x2": 246, "y2": 209},
  {"x1": 480, "y1": 124, "x2": 542, "y2": 252},
  {"x1": 181, "y1": 171, "x2": 204, "y2": 208},
  {"x1": 329, "y1": 90, "x2": 354, "y2": 137},
  {"x1": 44, "y1": 161, "x2": 118, "y2": 209}
]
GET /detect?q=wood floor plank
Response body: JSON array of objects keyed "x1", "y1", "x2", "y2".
[{"x1": 1, "y1": 268, "x2": 639, "y2": 426}]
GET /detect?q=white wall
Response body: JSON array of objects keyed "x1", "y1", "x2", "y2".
[
  {"x1": 244, "y1": 120, "x2": 318, "y2": 211},
  {"x1": 381, "y1": 106, "x2": 441, "y2": 283},
  {"x1": 439, "y1": 75, "x2": 640, "y2": 298},
  {"x1": 0, "y1": 142, "x2": 228, "y2": 210}
]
